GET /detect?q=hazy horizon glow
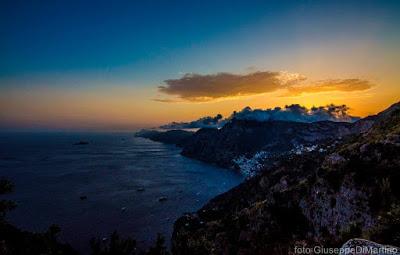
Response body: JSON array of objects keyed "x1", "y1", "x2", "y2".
[{"x1": 1, "y1": 0, "x2": 399, "y2": 131}]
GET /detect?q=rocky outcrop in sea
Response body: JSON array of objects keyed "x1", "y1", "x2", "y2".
[{"x1": 135, "y1": 129, "x2": 194, "y2": 147}]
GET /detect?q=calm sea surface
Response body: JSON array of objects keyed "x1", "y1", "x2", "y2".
[{"x1": 0, "y1": 132, "x2": 243, "y2": 254}]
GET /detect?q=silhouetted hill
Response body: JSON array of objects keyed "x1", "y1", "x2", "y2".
[
  {"x1": 172, "y1": 102, "x2": 400, "y2": 254},
  {"x1": 135, "y1": 129, "x2": 194, "y2": 147},
  {"x1": 181, "y1": 118, "x2": 360, "y2": 169}
]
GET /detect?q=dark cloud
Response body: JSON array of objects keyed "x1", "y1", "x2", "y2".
[
  {"x1": 156, "y1": 71, "x2": 373, "y2": 102},
  {"x1": 231, "y1": 104, "x2": 359, "y2": 123},
  {"x1": 158, "y1": 104, "x2": 359, "y2": 131},
  {"x1": 284, "y1": 79, "x2": 374, "y2": 96},
  {"x1": 160, "y1": 114, "x2": 225, "y2": 129},
  {"x1": 158, "y1": 71, "x2": 306, "y2": 101}
]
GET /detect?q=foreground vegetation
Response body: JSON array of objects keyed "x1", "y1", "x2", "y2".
[{"x1": 0, "y1": 178, "x2": 169, "y2": 255}]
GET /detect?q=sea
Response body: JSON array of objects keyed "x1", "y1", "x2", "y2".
[{"x1": 0, "y1": 132, "x2": 243, "y2": 254}]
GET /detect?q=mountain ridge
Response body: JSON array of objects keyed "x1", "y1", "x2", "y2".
[
  {"x1": 171, "y1": 101, "x2": 400, "y2": 254},
  {"x1": 181, "y1": 117, "x2": 370, "y2": 170}
]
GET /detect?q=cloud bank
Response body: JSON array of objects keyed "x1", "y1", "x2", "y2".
[
  {"x1": 160, "y1": 114, "x2": 225, "y2": 129},
  {"x1": 156, "y1": 71, "x2": 373, "y2": 102},
  {"x1": 159, "y1": 104, "x2": 359, "y2": 130},
  {"x1": 231, "y1": 104, "x2": 360, "y2": 123}
]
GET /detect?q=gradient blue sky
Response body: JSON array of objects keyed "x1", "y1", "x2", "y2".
[{"x1": 1, "y1": 0, "x2": 399, "y2": 130}]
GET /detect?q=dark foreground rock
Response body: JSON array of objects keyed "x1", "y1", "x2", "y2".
[
  {"x1": 172, "y1": 102, "x2": 400, "y2": 255},
  {"x1": 340, "y1": 239, "x2": 400, "y2": 255},
  {"x1": 0, "y1": 219, "x2": 78, "y2": 255},
  {"x1": 135, "y1": 129, "x2": 194, "y2": 147}
]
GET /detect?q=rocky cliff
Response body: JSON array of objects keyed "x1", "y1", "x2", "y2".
[
  {"x1": 135, "y1": 129, "x2": 194, "y2": 147},
  {"x1": 181, "y1": 117, "x2": 372, "y2": 169},
  {"x1": 172, "y1": 102, "x2": 400, "y2": 255}
]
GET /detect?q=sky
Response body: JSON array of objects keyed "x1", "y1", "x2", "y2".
[{"x1": 0, "y1": 0, "x2": 399, "y2": 131}]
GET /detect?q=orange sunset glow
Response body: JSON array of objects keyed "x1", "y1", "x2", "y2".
[
  {"x1": 0, "y1": 1, "x2": 399, "y2": 130},
  {"x1": 2, "y1": 2, "x2": 400, "y2": 254}
]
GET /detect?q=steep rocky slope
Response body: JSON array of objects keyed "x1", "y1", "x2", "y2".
[
  {"x1": 181, "y1": 118, "x2": 370, "y2": 169},
  {"x1": 137, "y1": 107, "x2": 377, "y2": 171},
  {"x1": 172, "y1": 102, "x2": 400, "y2": 255}
]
